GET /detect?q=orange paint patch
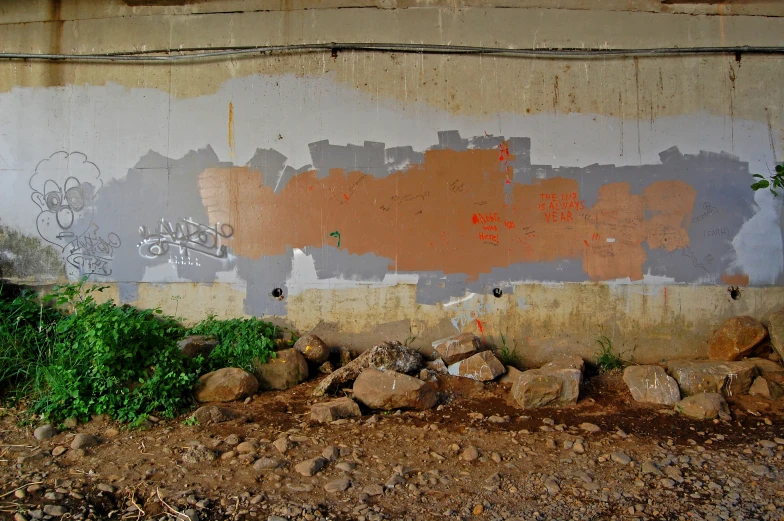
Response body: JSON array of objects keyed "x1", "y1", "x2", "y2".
[
  {"x1": 721, "y1": 273, "x2": 750, "y2": 286},
  {"x1": 197, "y1": 146, "x2": 697, "y2": 281}
]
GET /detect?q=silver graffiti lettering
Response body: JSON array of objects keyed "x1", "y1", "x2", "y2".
[{"x1": 138, "y1": 218, "x2": 234, "y2": 260}]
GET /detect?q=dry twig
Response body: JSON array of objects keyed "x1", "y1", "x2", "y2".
[
  {"x1": 0, "y1": 481, "x2": 44, "y2": 499},
  {"x1": 156, "y1": 487, "x2": 189, "y2": 520}
]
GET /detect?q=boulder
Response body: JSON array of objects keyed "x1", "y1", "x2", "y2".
[
  {"x1": 767, "y1": 309, "x2": 784, "y2": 362},
  {"x1": 707, "y1": 316, "x2": 767, "y2": 361},
  {"x1": 192, "y1": 405, "x2": 237, "y2": 425},
  {"x1": 749, "y1": 376, "x2": 784, "y2": 400},
  {"x1": 510, "y1": 356, "x2": 584, "y2": 408},
  {"x1": 193, "y1": 368, "x2": 259, "y2": 403},
  {"x1": 71, "y1": 433, "x2": 98, "y2": 450},
  {"x1": 425, "y1": 358, "x2": 448, "y2": 374},
  {"x1": 353, "y1": 368, "x2": 438, "y2": 410},
  {"x1": 746, "y1": 357, "x2": 784, "y2": 386},
  {"x1": 667, "y1": 359, "x2": 758, "y2": 397},
  {"x1": 675, "y1": 393, "x2": 730, "y2": 420},
  {"x1": 254, "y1": 349, "x2": 309, "y2": 390},
  {"x1": 310, "y1": 397, "x2": 362, "y2": 423},
  {"x1": 34, "y1": 424, "x2": 55, "y2": 441},
  {"x1": 313, "y1": 341, "x2": 422, "y2": 396},
  {"x1": 498, "y1": 366, "x2": 524, "y2": 386},
  {"x1": 178, "y1": 335, "x2": 218, "y2": 359},
  {"x1": 294, "y1": 334, "x2": 331, "y2": 364},
  {"x1": 622, "y1": 365, "x2": 681, "y2": 405},
  {"x1": 447, "y1": 351, "x2": 506, "y2": 381},
  {"x1": 432, "y1": 333, "x2": 480, "y2": 365}
]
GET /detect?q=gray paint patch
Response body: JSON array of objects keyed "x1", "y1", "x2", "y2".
[
  {"x1": 301, "y1": 245, "x2": 392, "y2": 281},
  {"x1": 237, "y1": 250, "x2": 293, "y2": 317},
  {"x1": 93, "y1": 146, "x2": 237, "y2": 283},
  {"x1": 416, "y1": 272, "x2": 469, "y2": 305},
  {"x1": 117, "y1": 282, "x2": 139, "y2": 303}
]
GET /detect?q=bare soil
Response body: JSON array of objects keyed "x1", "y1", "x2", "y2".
[{"x1": 1, "y1": 373, "x2": 783, "y2": 521}]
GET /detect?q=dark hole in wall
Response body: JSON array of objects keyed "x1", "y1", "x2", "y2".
[
  {"x1": 492, "y1": 287, "x2": 503, "y2": 298},
  {"x1": 271, "y1": 288, "x2": 284, "y2": 300}
]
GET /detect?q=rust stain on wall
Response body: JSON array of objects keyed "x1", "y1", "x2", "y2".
[
  {"x1": 721, "y1": 273, "x2": 749, "y2": 286},
  {"x1": 198, "y1": 146, "x2": 696, "y2": 281}
]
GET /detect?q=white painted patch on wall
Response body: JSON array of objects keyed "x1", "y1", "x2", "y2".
[{"x1": 286, "y1": 248, "x2": 418, "y2": 296}]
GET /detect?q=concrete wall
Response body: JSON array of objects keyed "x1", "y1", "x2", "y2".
[{"x1": 2, "y1": 0, "x2": 784, "y2": 365}]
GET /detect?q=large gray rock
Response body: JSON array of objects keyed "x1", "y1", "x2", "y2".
[
  {"x1": 766, "y1": 309, "x2": 784, "y2": 362},
  {"x1": 34, "y1": 424, "x2": 55, "y2": 441},
  {"x1": 194, "y1": 367, "x2": 259, "y2": 403},
  {"x1": 707, "y1": 316, "x2": 767, "y2": 361},
  {"x1": 510, "y1": 356, "x2": 584, "y2": 408},
  {"x1": 749, "y1": 376, "x2": 784, "y2": 400},
  {"x1": 310, "y1": 397, "x2": 362, "y2": 423},
  {"x1": 667, "y1": 359, "x2": 758, "y2": 397},
  {"x1": 353, "y1": 368, "x2": 437, "y2": 410},
  {"x1": 432, "y1": 333, "x2": 480, "y2": 365},
  {"x1": 447, "y1": 351, "x2": 506, "y2": 381},
  {"x1": 192, "y1": 405, "x2": 237, "y2": 425},
  {"x1": 623, "y1": 365, "x2": 681, "y2": 405},
  {"x1": 675, "y1": 393, "x2": 730, "y2": 420},
  {"x1": 294, "y1": 334, "x2": 331, "y2": 364},
  {"x1": 254, "y1": 349, "x2": 309, "y2": 390},
  {"x1": 178, "y1": 335, "x2": 218, "y2": 359},
  {"x1": 313, "y1": 341, "x2": 422, "y2": 396}
]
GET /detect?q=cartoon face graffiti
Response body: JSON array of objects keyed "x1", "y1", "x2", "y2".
[{"x1": 30, "y1": 152, "x2": 102, "y2": 250}]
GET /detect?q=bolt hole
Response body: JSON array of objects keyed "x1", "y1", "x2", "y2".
[
  {"x1": 729, "y1": 286, "x2": 741, "y2": 300},
  {"x1": 492, "y1": 288, "x2": 503, "y2": 298},
  {"x1": 271, "y1": 288, "x2": 284, "y2": 300}
]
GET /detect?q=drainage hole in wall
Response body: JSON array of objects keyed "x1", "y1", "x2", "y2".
[
  {"x1": 271, "y1": 288, "x2": 284, "y2": 300},
  {"x1": 492, "y1": 288, "x2": 503, "y2": 298},
  {"x1": 728, "y1": 286, "x2": 741, "y2": 301}
]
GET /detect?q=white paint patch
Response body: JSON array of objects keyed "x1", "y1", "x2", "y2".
[
  {"x1": 286, "y1": 248, "x2": 418, "y2": 296},
  {"x1": 443, "y1": 293, "x2": 477, "y2": 308},
  {"x1": 606, "y1": 238, "x2": 616, "y2": 243}
]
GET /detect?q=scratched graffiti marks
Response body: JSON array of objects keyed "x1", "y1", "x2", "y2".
[
  {"x1": 30, "y1": 152, "x2": 120, "y2": 278},
  {"x1": 138, "y1": 218, "x2": 234, "y2": 264},
  {"x1": 66, "y1": 225, "x2": 121, "y2": 277}
]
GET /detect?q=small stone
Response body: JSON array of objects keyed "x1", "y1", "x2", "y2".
[
  {"x1": 254, "y1": 457, "x2": 286, "y2": 470},
  {"x1": 42, "y1": 505, "x2": 67, "y2": 517},
  {"x1": 104, "y1": 428, "x2": 120, "y2": 438},
  {"x1": 580, "y1": 423, "x2": 601, "y2": 433},
  {"x1": 62, "y1": 418, "x2": 77, "y2": 429},
  {"x1": 610, "y1": 452, "x2": 632, "y2": 465},
  {"x1": 491, "y1": 451, "x2": 502, "y2": 463},
  {"x1": 660, "y1": 478, "x2": 676, "y2": 488},
  {"x1": 34, "y1": 424, "x2": 55, "y2": 441},
  {"x1": 322, "y1": 446, "x2": 340, "y2": 461},
  {"x1": 642, "y1": 461, "x2": 663, "y2": 476},
  {"x1": 70, "y1": 433, "x2": 98, "y2": 450},
  {"x1": 325, "y1": 478, "x2": 351, "y2": 493},
  {"x1": 272, "y1": 438, "x2": 292, "y2": 454},
  {"x1": 749, "y1": 464, "x2": 770, "y2": 477},
  {"x1": 572, "y1": 442, "x2": 585, "y2": 454},
  {"x1": 14, "y1": 489, "x2": 26, "y2": 499},
  {"x1": 14, "y1": 513, "x2": 28, "y2": 521},
  {"x1": 221, "y1": 450, "x2": 237, "y2": 460},
  {"x1": 385, "y1": 474, "x2": 405, "y2": 488},
  {"x1": 52, "y1": 446, "x2": 67, "y2": 456},
  {"x1": 310, "y1": 397, "x2": 362, "y2": 423},
  {"x1": 544, "y1": 477, "x2": 560, "y2": 495},
  {"x1": 675, "y1": 393, "x2": 730, "y2": 420},
  {"x1": 460, "y1": 446, "x2": 480, "y2": 462},
  {"x1": 363, "y1": 483, "x2": 384, "y2": 496},
  {"x1": 237, "y1": 440, "x2": 259, "y2": 454},
  {"x1": 294, "y1": 456, "x2": 327, "y2": 476},
  {"x1": 96, "y1": 483, "x2": 115, "y2": 493},
  {"x1": 336, "y1": 461, "x2": 357, "y2": 472},
  {"x1": 473, "y1": 504, "x2": 484, "y2": 515},
  {"x1": 183, "y1": 508, "x2": 199, "y2": 521}
]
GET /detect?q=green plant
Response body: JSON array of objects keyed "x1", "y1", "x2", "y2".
[
  {"x1": 28, "y1": 280, "x2": 198, "y2": 423},
  {"x1": 495, "y1": 331, "x2": 523, "y2": 369},
  {"x1": 187, "y1": 315, "x2": 277, "y2": 373},
  {"x1": 182, "y1": 416, "x2": 199, "y2": 426},
  {"x1": 751, "y1": 165, "x2": 784, "y2": 196},
  {"x1": 0, "y1": 286, "x2": 62, "y2": 402},
  {"x1": 594, "y1": 335, "x2": 624, "y2": 372},
  {"x1": 403, "y1": 325, "x2": 417, "y2": 348}
]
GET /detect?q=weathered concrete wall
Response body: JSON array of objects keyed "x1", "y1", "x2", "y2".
[{"x1": 2, "y1": 0, "x2": 784, "y2": 365}]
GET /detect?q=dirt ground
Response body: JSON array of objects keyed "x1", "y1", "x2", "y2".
[{"x1": 1, "y1": 372, "x2": 783, "y2": 521}]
